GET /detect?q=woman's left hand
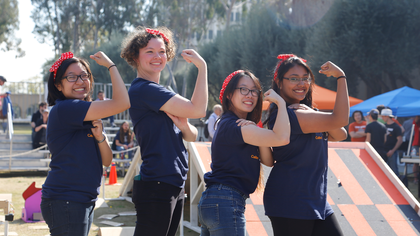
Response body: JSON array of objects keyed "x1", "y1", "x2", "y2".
[
  {"x1": 236, "y1": 119, "x2": 256, "y2": 127},
  {"x1": 165, "y1": 112, "x2": 188, "y2": 130},
  {"x1": 91, "y1": 119, "x2": 104, "y2": 141}
]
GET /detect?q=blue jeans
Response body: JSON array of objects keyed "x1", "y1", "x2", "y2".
[
  {"x1": 116, "y1": 145, "x2": 133, "y2": 159},
  {"x1": 41, "y1": 198, "x2": 95, "y2": 236},
  {"x1": 387, "y1": 151, "x2": 400, "y2": 178},
  {"x1": 198, "y1": 184, "x2": 247, "y2": 236}
]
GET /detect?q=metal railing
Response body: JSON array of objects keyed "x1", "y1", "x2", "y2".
[{"x1": 4, "y1": 82, "x2": 132, "y2": 122}]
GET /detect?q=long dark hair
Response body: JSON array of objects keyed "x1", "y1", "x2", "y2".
[
  {"x1": 119, "y1": 121, "x2": 133, "y2": 143},
  {"x1": 265, "y1": 56, "x2": 315, "y2": 125},
  {"x1": 220, "y1": 70, "x2": 263, "y2": 124},
  {"x1": 352, "y1": 110, "x2": 364, "y2": 121},
  {"x1": 47, "y1": 57, "x2": 94, "y2": 106}
]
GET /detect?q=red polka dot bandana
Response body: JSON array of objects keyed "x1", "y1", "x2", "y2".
[
  {"x1": 273, "y1": 54, "x2": 307, "y2": 82},
  {"x1": 49, "y1": 52, "x2": 74, "y2": 80},
  {"x1": 146, "y1": 28, "x2": 169, "y2": 43},
  {"x1": 219, "y1": 70, "x2": 244, "y2": 104}
]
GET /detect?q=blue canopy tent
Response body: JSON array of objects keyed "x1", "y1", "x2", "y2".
[{"x1": 350, "y1": 86, "x2": 420, "y2": 117}]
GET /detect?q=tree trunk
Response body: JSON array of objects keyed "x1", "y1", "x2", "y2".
[{"x1": 73, "y1": 0, "x2": 80, "y2": 53}]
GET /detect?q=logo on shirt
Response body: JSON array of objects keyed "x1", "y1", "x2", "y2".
[
  {"x1": 315, "y1": 135, "x2": 322, "y2": 140},
  {"x1": 251, "y1": 155, "x2": 259, "y2": 160},
  {"x1": 87, "y1": 134, "x2": 93, "y2": 137},
  {"x1": 173, "y1": 124, "x2": 181, "y2": 134}
]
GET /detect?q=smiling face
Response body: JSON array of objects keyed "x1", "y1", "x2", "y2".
[
  {"x1": 353, "y1": 111, "x2": 363, "y2": 123},
  {"x1": 136, "y1": 38, "x2": 167, "y2": 79},
  {"x1": 278, "y1": 64, "x2": 310, "y2": 104},
  {"x1": 228, "y1": 75, "x2": 259, "y2": 119},
  {"x1": 55, "y1": 62, "x2": 91, "y2": 100}
]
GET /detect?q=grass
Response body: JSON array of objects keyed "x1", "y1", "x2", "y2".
[{"x1": 0, "y1": 171, "x2": 199, "y2": 236}]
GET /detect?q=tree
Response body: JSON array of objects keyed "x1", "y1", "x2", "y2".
[
  {"x1": 186, "y1": 4, "x2": 307, "y2": 107},
  {"x1": 305, "y1": 0, "x2": 420, "y2": 97},
  {"x1": 31, "y1": 0, "x2": 144, "y2": 55},
  {"x1": 0, "y1": 0, "x2": 24, "y2": 57}
]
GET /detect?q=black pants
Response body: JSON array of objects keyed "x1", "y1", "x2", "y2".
[
  {"x1": 132, "y1": 179, "x2": 185, "y2": 236},
  {"x1": 269, "y1": 213, "x2": 343, "y2": 236}
]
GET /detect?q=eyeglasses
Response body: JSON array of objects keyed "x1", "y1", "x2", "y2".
[
  {"x1": 235, "y1": 87, "x2": 261, "y2": 97},
  {"x1": 63, "y1": 73, "x2": 91, "y2": 82},
  {"x1": 283, "y1": 76, "x2": 311, "y2": 84}
]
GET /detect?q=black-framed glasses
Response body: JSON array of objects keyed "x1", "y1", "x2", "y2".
[
  {"x1": 283, "y1": 76, "x2": 311, "y2": 84},
  {"x1": 63, "y1": 73, "x2": 91, "y2": 82},
  {"x1": 235, "y1": 87, "x2": 261, "y2": 97}
]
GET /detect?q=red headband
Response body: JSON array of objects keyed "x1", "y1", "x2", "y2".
[
  {"x1": 146, "y1": 28, "x2": 169, "y2": 43},
  {"x1": 50, "y1": 52, "x2": 74, "y2": 80},
  {"x1": 273, "y1": 54, "x2": 307, "y2": 82},
  {"x1": 219, "y1": 70, "x2": 244, "y2": 103}
]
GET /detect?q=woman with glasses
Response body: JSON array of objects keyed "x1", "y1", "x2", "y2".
[
  {"x1": 264, "y1": 54, "x2": 348, "y2": 235},
  {"x1": 197, "y1": 70, "x2": 290, "y2": 235},
  {"x1": 120, "y1": 27, "x2": 207, "y2": 236},
  {"x1": 41, "y1": 51, "x2": 130, "y2": 236}
]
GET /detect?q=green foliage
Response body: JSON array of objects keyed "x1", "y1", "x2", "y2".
[
  {"x1": 305, "y1": 0, "x2": 420, "y2": 96},
  {"x1": 0, "y1": 0, "x2": 23, "y2": 56}
]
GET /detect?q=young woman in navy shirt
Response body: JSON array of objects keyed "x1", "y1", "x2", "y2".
[
  {"x1": 198, "y1": 70, "x2": 290, "y2": 236},
  {"x1": 264, "y1": 54, "x2": 348, "y2": 235},
  {"x1": 114, "y1": 121, "x2": 135, "y2": 159},
  {"x1": 120, "y1": 27, "x2": 207, "y2": 236},
  {"x1": 41, "y1": 51, "x2": 130, "y2": 236}
]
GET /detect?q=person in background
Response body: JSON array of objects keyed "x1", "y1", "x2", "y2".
[
  {"x1": 411, "y1": 116, "x2": 420, "y2": 183},
  {"x1": 264, "y1": 54, "x2": 347, "y2": 235},
  {"x1": 31, "y1": 102, "x2": 47, "y2": 148},
  {"x1": 0, "y1": 76, "x2": 7, "y2": 96},
  {"x1": 207, "y1": 104, "x2": 222, "y2": 141},
  {"x1": 2, "y1": 91, "x2": 13, "y2": 133},
  {"x1": 348, "y1": 110, "x2": 367, "y2": 142},
  {"x1": 96, "y1": 90, "x2": 116, "y2": 127},
  {"x1": 121, "y1": 26, "x2": 207, "y2": 236},
  {"x1": 381, "y1": 108, "x2": 402, "y2": 178},
  {"x1": 41, "y1": 51, "x2": 130, "y2": 236},
  {"x1": 33, "y1": 109, "x2": 49, "y2": 149},
  {"x1": 376, "y1": 104, "x2": 404, "y2": 133},
  {"x1": 114, "y1": 121, "x2": 135, "y2": 159},
  {"x1": 365, "y1": 109, "x2": 388, "y2": 162}
]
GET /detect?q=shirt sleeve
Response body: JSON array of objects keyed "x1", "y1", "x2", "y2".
[
  {"x1": 57, "y1": 100, "x2": 93, "y2": 129},
  {"x1": 348, "y1": 123, "x2": 356, "y2": 133},
  {"x1": 130, "y1": 81, "x2": 176, "y2": 113}
]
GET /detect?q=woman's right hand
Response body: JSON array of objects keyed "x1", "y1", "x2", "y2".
[
  {"x1": 181, "y1": 49, "x2": 206, "y2": 70},
  {"x1": 264, "y1": 89, "x2": 285, "y2": 106},
  {"x1": 90, "y1": 51, "x2": 114, "y2": 68}
]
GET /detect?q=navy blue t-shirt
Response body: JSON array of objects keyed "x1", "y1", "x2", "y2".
[
  {"x1": 42, "y1": 99, "x2": 103, "y2": 203},
  {"x1": 204, "y1": 111, "x2": 261, "y2": 197},
  {"x1": 264, "y1": 108, "x2": 333, "y2": 220},
  {"x1": 128, "y1": 78, "x2": 188, "y2": 188}
]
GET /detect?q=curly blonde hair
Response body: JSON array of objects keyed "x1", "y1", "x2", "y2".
[{"x1": 120, "y1": 26, "x2": 176, "y2": 70}]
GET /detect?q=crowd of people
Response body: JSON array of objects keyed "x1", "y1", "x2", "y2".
[
  {"x1": 349, "y1": 105, "x2": 420, "y2": 180},
  {"x1": 31, "y1": 25, "x2": 419, "y2": 236}
]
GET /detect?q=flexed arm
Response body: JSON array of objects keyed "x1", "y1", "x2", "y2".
[
  {"x1": 295, "y1": 61, "x2": 349, "y2": 134},
  {"x1": 160, "y1": 49, "x2": 208, "y2": 118},
  {"x1": 84, "y1": 51, "x2": 130, "y2": 121}
]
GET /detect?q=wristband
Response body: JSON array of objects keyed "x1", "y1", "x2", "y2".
[
  {"x1": 97, "y1": 133, "x2": 106, "y2": 143},
  {"x1": 108, "y1": 64, "x2": 116, "y2": 71},
  {"x1": 337, "y1": 76, "x2": 346, "y2": 80}
]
